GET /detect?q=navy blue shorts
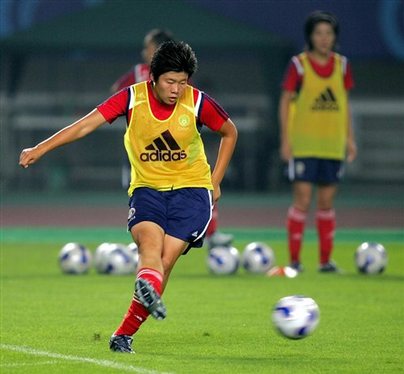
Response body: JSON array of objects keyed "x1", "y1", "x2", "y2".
[
  {"x1": 287, "y1": 157, "x2": 344, "y2": 184},
  {"x1": 127, "y1": 187, "x2": 213, "y2": 251}
]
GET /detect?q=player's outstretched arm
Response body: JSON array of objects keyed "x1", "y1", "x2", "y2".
[
  {"x1": 211, "y1": 119, "x2": 238, "y2": 202},
  {"x1": 19, "y1": 109, "x2": 107, "y2": 168}
]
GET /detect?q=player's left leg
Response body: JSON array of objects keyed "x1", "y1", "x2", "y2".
[
  {"x1": 316, "y1": 158, "x2": 344, "y2": 272},
  {"x1": 161, "y1": 235, "x2": 189, "y2": 290},
  {"x1": 316, "y1": 184, "x2": 338, "y2": 271},
  {"x1": 135, "y1": 233, "x2": 188, "y2": 316}
]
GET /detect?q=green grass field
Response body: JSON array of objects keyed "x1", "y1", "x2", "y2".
[{"x1": 1, "y1": 227, "x2": 403, "y2": 373}]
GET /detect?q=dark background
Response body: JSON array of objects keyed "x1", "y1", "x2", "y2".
[{"x1": 1, "y1": 0, "x2": 403, "y2": 197}]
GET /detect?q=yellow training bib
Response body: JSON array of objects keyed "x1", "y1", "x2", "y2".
[
  {"x1": 124, "y1": 82, "x2": 213, "y2": 195},
  {"x1": 289, "y1": 53, "x2": 348, "y2": 160}
]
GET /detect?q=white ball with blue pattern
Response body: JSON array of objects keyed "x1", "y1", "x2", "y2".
[
  {"x1": 355, "y1": 242, "x2": 387, "y2": 274},
  {"x1": 95, "y1": 243, "x2": 136, "y2": 275},
  {"x1": 242, "y1": 242, "x2": 275, "y2": 273},
  {"x1": 272, "y1": 295, "x2": 320, "y2": 339},
  {"x1": 207, "y1": 246, "x2": 240, "y2": 275},
  {"x1": 59, "y1": 242, "x2": 92, "y2": 274}
]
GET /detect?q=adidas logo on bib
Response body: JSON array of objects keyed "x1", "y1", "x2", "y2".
[
  {"x1": 311, "y1": 87, "x2": 339, "y2": 111},
  {"x1": 140, "y1": 130, "x2": 187, "y2": 162}
]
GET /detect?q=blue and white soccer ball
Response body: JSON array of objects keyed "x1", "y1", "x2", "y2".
[
  {"x1": 242, "y1": 242, "x2": 275, "y2": 273},
  {"x1": 272, "y1": 295, "x2": 320, "y2": 339},
  {"x1": 355, "y1": 242, "x2": 387, "y2": 274},
  {"x1": 127, "y1": 242, "x2": 139, "y2": 272},
  {"x1": 58, "y1": 242, "x2": 92, "y2": 274},
  {"x1": 94, "y1": 242, "x2": 112, "y2": 272},
  {"x1": 207, "y1": 246, "x2": 240, "y2": 275},
  {"x1": 94, "y1": 243, "x2": 136, "y2": 275}
]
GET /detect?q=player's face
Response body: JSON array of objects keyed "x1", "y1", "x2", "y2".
[
  {"x1": 152, "y1": 71, "x2": 188, "y2": 105},
  {"x1": 142, "y1": 36, "x2": 158, "y2": 65},
  {"x1": 311, "y1": 22, "x2": 335, "y2": 55}
]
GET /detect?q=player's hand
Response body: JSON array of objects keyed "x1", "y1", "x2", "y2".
[
  {"x1": 212, "y1": 184, "x2": 221, "y2": 203},
  {"x1": 346, "y1": 139, "x2": 357, "y2": 163},
  {"x1": 280, "y1": 141, "x2": 292, "y2": 162},
  {"x1": 19, "y1": 146, "x2": 43, "y2": 168}
]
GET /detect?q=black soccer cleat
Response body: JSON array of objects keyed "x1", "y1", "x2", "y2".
[
  {"x1": 135, "y1": 278, "x2": 167, "y2": 320},
  {"x1": 319, "y1": 261, "x2": 340, "y2": 273},
  {"x1": 109, "y1": 334, "x2": 134, "y2": 353}
]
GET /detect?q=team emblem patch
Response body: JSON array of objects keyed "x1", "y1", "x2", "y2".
[
  {"x1": 128, "y1": 208, "x2": 136, "y2": 221},
  {"x1": 178, "y1": 114, "x2": 190, "y2": 127}
]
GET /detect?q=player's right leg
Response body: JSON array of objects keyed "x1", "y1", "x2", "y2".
[
  {"x1": 287, "y1": 159, "x2": 315, "y2": 270},
  {"x1": 110, "y1": 188, "x2": 167, "y2": 353},
  {"x1": 110, "y1": 221, "x2": 166, "y2": 353}
]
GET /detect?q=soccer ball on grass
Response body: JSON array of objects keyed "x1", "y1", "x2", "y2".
[
  {"x1": 59, "y1": 242, "x2": 92, "y2": 274},
  {"x1": 94, "y1": 243, "x2": 136, "y2": 275},
  {"x1": 242, "y1": 242, "x2": 275, "y2": 273},
  {"x1": 272, "y1": 295, "x2": 320, "y2": 339},
  {"x1": 207, "y1": 246, "x2": 240, "y2": 275},
  {"x1": 355, "y1": 242, "x2": 387, "y2": 274}
]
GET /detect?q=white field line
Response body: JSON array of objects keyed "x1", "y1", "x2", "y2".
[
  {"x1": 0, "y1": 344, "x2": 174, "y2": 374},
  {"x1": 1, "y1": 360, "x2": 59, "y2": 368}
]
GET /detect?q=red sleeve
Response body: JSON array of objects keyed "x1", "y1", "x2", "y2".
[
  {"x1": 196, "y1": 90, "x2": 229, "y2": 131},
  {"x1": 112, "y1": 70, "x2": 136, "y2": 92},
  {"x1": 344, "y1": 61, "x2": 354, "y2": 91},
  {"x1": 97, "y1": 88, "x2": 130, "y2": 124},
  {"x1": 281, "y1": 59, "x2": 300, "y2": 92}
]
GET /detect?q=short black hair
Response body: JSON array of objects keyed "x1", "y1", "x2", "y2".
[
  {"x1": 150, "y1": 41, "x2": 198, "y2": 82},
  {"x1": 304, "y1": 11, "x2": 339, "y2": 51},
  {"x1": 146, "y1": 29, "x2": 175, "y2": 46}
]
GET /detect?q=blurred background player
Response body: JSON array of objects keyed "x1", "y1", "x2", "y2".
[
  {"x1": 279, "y1": 11, "x2": 357, "y2": 273},
  {"x1": 111, "y1": 28, "x2": 233, "y2": 250}
]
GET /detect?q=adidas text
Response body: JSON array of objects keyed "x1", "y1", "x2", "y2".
[
  {"x1": 140, "y1": 149, "x2": 187, "y2": 162},
  {"x1": 311, "y1": 102, "x2": 339, "y2": 111}
]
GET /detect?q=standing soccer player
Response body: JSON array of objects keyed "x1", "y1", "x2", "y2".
[
  {"x1": 19, "y1": 41, "x2": 238, "y2": 353},
  {"x1": 279, "y1": 11, "x2": 357, "y2": 272},
  {"x1": 112, "y1": 28, "x2": 234, "y2": 250}
]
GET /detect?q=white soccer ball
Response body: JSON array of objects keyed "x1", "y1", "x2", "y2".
[
  {"x1": 95, "y1": 243, "x2": 136, "y2": 275},
  {"x1": 207, "y1": 246, "x2": 240, "y2": 275},
  {"x1": 242, "y1": 242, "x2": 275, "y2": 273},
  {"x1": 355, "y1": 242, "x2": 387, "y2": 274},
  {"x1": 94, "y1": 242, "x2": 113, "y2": 272},
  {"x1": 272, "y1": 295, "x2": 320, "y2": 339},
  {"x1": 127, "y1": 242, "x2": 139, "y2": 272},
  {"x1": 58, "y1": 242, "x2": 92, "y2": 274}
]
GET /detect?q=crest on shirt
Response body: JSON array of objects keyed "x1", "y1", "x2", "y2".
[{"x1": 178, "y1": 114, "x2": 190, "y2": 128}]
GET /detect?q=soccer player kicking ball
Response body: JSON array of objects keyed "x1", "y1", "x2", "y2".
[
  {"x1": 19, "y1": 41, "x2": 238, "y2": 353},
  {"x1": 279, "y1": 11, "x2": 357, "y2": 273}
]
